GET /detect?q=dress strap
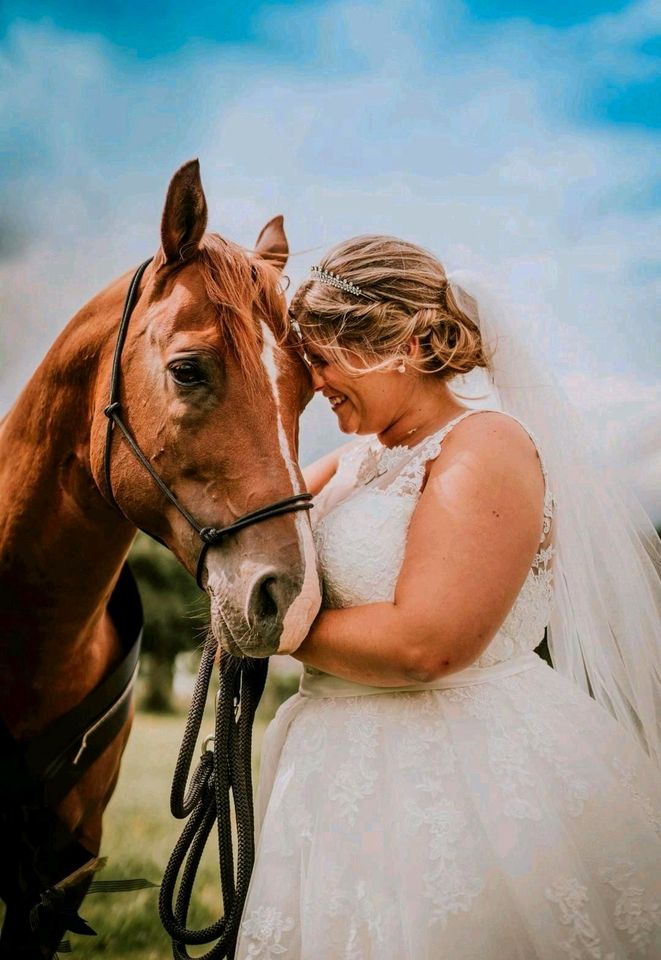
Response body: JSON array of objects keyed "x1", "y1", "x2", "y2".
[
  {"x1": 404, "y1": 408, "x2": 482, "y2": 469},
  {"x1": 402, "y1": 409, "x2": 482, "y2": 463},
  {"x1": 432, "y1": 408, "x2": 482, "y2": 440},
  {"x1": 371, "y1": 411, "x2": 482, "y2": 497}
]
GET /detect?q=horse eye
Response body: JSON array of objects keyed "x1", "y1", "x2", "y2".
[{"x1": 168, "y1": 359, "x2": 206, "y2": 386}]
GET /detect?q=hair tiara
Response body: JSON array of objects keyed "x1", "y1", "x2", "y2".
[{"x1": 310, "y1": 265, "x2": 377, "y2": 301}]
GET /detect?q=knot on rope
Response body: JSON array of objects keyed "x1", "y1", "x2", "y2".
[
  {"x1": 200, "y1": 527, "x2": 222, "y2": 545},
  {"x1": 103, "y1": 402, "x2": 121, "y2": 419}
]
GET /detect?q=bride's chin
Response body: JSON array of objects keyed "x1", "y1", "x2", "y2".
[{"x1": 333, "y1": 402, "x2": 354, "y2": 428}]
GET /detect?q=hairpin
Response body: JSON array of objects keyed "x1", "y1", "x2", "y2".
[{"x1": 310, "y1": 266, "x2": 376, "y2": 300}]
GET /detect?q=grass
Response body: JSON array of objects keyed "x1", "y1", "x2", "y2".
[{"x1": 71, "y1": 706, "x2": 270, "y2": 960}]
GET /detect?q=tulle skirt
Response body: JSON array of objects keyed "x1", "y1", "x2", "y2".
[{"x1": 236, "y1": 656, "x2": 661, "y2": 959}]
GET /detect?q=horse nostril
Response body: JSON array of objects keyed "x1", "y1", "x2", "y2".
[{"x1": 252, "y1": 575, "x2": 280, "y2": 623}]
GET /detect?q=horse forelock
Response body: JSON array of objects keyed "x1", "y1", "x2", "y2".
[{"x1": 196, "y1": 234, "x2": 289, "y2": 391}]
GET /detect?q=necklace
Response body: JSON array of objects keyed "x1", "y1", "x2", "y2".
[
  {"x1": 358, "y1": 410, "x2": 469, "y2": 486},
  {"x1": 376, "y1": 417, "x2": 442, "y2": 451},
  {"x1": 377, "y1": 421, "x2": 423, "y2": 449}
]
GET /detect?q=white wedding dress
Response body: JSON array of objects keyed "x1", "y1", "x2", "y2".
[{"x1": 235, "y1": 409, "x2": 661, "y2": 960}]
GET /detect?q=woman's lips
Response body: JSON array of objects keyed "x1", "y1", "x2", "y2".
[{"x1": 328, "y1": 394, "x2": 347, "y2": 412}]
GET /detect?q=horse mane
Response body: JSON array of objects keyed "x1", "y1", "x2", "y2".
[{"x1": 197, "y1": 233, "x2": 289, "y2": 386}]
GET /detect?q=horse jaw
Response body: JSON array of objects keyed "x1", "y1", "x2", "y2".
[
  {"x1": 277, "y1": 513, "x2": 320, "y2": 654},
  {"x1": 204, "y1": 322, "x2": 320, "y2": 658},
  {"x1": 257, "y1": 322, "x2": 321, "y2": 653}
]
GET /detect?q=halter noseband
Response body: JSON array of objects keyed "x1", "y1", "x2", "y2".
[{"x1": 103, "y1": 258, "x2": 313, "y2": 588}]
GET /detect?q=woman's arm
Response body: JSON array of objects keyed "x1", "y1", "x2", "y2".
[
  {"x1": 302, "y1": 440, "x2": 359, "y2": 495},
  {"x1": 292, "y1": 412, "x2": 546, "y2": 686}
]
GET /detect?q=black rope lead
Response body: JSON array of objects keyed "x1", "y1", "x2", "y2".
[{"x1": 159, "y1": 636, "x2": 268, "y2": 960}]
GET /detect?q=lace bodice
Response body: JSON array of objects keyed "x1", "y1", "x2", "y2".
[{"x1": 312, "y1": 410, "x2": 555, "y2": 669}]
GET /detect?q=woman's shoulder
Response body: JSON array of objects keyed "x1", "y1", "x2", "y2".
[
  {"x1": 424, "y1": 409, "x2": 549, "y2": 518},
  {"x1": 426, "y1": 408, "x2": 544, "y2": 462},
  {"x1": 391, "y1": 408, "x2": 537, "y2": 474}
]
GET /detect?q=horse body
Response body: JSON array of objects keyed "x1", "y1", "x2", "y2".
[
  {"x1": 0, "y1": 274, "x2": 146, "y2": 881},
  {"x1": 0, "y1": 161, "x2": 320, "y2": 957}
]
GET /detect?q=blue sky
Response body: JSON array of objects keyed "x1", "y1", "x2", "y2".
[{"x1": 1, "y1": 0, "x2": 659, "y2": 516}]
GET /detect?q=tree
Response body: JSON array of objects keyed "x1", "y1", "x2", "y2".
[{"x1": 129, "y1": 533, "x2": 209, "y2": 712}]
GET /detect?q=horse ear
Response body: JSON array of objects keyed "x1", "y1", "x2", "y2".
[
  {"x1": 158, "y1": 159, "x2": 208, "y2": 266},
  {"x1": 255, "y1": 215, "x2": 289, "y2": 273}
]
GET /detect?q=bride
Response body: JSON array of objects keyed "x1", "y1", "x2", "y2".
[{"x1": 235, "y1": 235, "x2": 661, "y2": 959}]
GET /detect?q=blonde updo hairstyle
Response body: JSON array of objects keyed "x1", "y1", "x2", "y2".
[{"x1": 290, "y1": 235, "x2": 490, "y2": 379}]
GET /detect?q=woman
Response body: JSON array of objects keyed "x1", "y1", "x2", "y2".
[{"x1": 235, "y1": 235, "x2": 661, "y2": 959}]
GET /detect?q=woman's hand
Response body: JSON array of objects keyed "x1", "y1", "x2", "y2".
[{"x1": 292, "y1": 412, "x2": 547, "y2": 686}]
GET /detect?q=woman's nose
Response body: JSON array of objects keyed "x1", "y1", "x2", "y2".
[{"x1": 310, "y1": 366, "x2": 325, "y2": 391}]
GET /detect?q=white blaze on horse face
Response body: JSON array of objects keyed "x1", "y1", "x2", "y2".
[{"x1": 259, "y1": 322, "x2": 321, "y2": 653}]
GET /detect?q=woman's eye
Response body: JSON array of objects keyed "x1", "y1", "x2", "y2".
[
  {"x1": 168, "y1": 359, "x2": 206, "y2": 386},
  {"x1": 305, "y1": 353, "x2": 327, "y2": 369}
]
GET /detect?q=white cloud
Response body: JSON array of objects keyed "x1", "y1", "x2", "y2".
[
  {"x1": 588, "y1": 0, "x2": 660, "y2": 48},
  {"x1": 1, "y1": 1, "x2": 659, "y2": 520}
]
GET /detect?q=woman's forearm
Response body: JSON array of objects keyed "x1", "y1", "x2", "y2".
[{"x1": 290, "y1": 602, "x2": 443, "y2": 687}]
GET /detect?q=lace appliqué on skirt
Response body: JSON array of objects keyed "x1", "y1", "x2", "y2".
[
  {"x1": 545, "y1": 876, "x2": 617, "y2": 960},
  {"x1": 240, "y1": 907, "x2": 295, "y2": 957}
]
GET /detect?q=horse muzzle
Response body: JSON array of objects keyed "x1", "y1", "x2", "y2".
[{"x1": 208, "y1": 561, "x2": 321, "y2": 658}]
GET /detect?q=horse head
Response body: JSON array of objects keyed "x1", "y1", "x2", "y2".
[{"x1": 91, "y1": 160, "x2": 321, "y2": 658}]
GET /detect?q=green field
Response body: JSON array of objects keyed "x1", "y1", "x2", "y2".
[{"x1": 73, "y1": 707, "x2": 269, "y2": 959}]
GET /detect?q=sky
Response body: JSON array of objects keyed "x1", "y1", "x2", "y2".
[{"x1": 1, "y1": 0, "x2": 659, "y2": 519}]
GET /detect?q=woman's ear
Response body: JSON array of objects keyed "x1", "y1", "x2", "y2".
[{"x1": 405, "y1": 336, "x2": 423, "y2": 360}]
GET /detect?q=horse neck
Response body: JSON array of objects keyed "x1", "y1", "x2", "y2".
[{"x1": 0, "y1": 276, "x2": 136, "y2": 723}]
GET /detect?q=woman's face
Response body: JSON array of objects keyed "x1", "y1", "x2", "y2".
[{"x1": 303, "y1": 343, "x2": 410, "y2": 436}]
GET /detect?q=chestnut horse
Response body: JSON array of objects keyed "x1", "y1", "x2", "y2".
[{"x1": 0, "y1": 160, "x2": 321, "y2": 958}]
